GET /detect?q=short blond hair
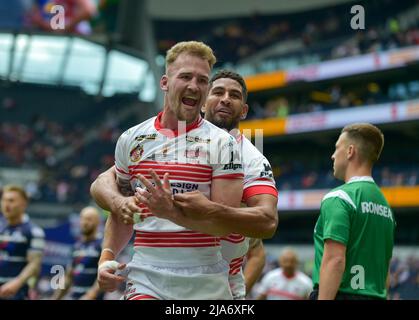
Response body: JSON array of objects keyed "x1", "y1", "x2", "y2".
[
  {"x1": 166, "y1": 41, "x2": 216, "y2": 70},
  {"x1": 2, "y1": 184, "x2": 28, "y2": 202},
  {"x1": 342, "y1": 123, "x2": 384, "y2": 164}
]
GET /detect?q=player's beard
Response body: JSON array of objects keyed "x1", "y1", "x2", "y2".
[
  {"x1": 206, "y1": 110, "x2": 240, "y2": 132},
  {"x1": 171, "y1": 94, "x2": 202, "y2": 125},
  {"x1": 81, "y1": 227, "x2": 94, "y2": 238},
  {"x1": 176, "y1": 104, "x2": 200, "y2": 124}
]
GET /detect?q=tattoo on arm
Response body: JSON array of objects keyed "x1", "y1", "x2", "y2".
[{"x1": 117, "y1": 177, "x2": 134, "y2": 196}]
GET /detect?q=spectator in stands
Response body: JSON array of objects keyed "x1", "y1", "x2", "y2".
[
  {"x1": 276, "y1": 98, "x2": 289, "y2": 118},
  {"x1": 389, "y1": 255, "x2": 419, "y2": 299},
  {"x1": 301, "y1": 171, "x2": 318, "y2": 189},
  {"x1": 262, "y1": 97, "x2": 289, "y2": 118},
  {"x1": 92, "y1": 0, "x2": 120, "y2": 36},
  {"x1": 407, "y1": 171, "x2": 417, "y2": 186}
]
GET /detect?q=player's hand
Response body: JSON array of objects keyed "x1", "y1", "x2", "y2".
[
  {"x1": 135, "y1": 170, "x2": 177, "y2": 220},
  {"x1": 0, "y1": 278, "x2": 22, "y2": 298},
  {"x1": 110, "y1": 195, "x2": 142, "y2": 225},
  {"x1": 173, "y1": 190, "x2": 212, "y2": 220},
  {"x1": 97, "y1": 260, "x2": 127, "y2": 292}
]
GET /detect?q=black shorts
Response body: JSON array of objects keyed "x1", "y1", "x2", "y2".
[{"x1": 309, "y1": 289, "x2": 384, "y2": 300}]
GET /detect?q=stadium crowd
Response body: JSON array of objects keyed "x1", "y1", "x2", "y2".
[
  {"x1": 0, "y1": 0, "x2": 119, "y2": 36},
  {"x1": 388, "y1": 255, "x2": 419, "y2": 299},
  {"x1": 155, "y1": 0, "x2": 418, "y2": 64},
  {"x1": 2, "y1": 0, "x2": 417, "y2": 66},
  {"x1": 0, "y1": 115, "x2": 122, "y2": 205},
  {"x1": 273, "y1": 163, "x2": 418, "y2": 191},
  {"x1": 247, "y1": 80, "x2": 419, "y2": 119},
  {"x1": 1, "y1": 115, "x2": 418, "y2": 206}
]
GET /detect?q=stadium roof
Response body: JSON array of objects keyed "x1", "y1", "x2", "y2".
[
  {"x1": 0, "y1": 32, "x2": 156, "y2": 100},
  {"x1": 148, "y1": 0, "x2": 357, "y2": 19}
]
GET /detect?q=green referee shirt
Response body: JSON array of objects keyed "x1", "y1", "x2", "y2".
[{"x1": 312, "y1": 176, "x2": 396, "y2": 299}]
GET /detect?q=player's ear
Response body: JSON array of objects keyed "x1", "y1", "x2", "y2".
[
  {"x1": 201, "y1": 103, "x2": 207, "y2": 113},
  {"x1": 241, "y1": 104, "x2": 249, "y2": 120},
  {"x1": 160, "y1": 75, "x2": 168, "y2": 91},
  {"x1": 347, "y1": 144, "x2": 355, "y2": 160}
]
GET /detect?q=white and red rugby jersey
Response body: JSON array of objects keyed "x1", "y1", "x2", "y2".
[
  {"x1": 257, "y1": 268, "x2": 313, "y2": 300},
  {"x1": 221, "y1": 134, "x2": 278, "y2": 299},
  {"x1": 115, "y1": 112, "x2": 244, "y2": 267}
]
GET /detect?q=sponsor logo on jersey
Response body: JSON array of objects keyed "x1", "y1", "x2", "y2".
[
  {"x1": 135, "y1": 133, "x2": 158, "y2": 142},
  {"x1": 361, "y1": 202, "x2": 393, "y2": 221},
  {"x1": 171, "y1": 183, "x2": 199, "y2": 194},
  {"x1": 223, "y1": 162, "x2": 243, "y2": 170},
  {"x1": 130, "y1": 144, "x2": 144, "y2": 162},
  {"x1": 260, "y1": 163, "x2": 273, "y2": 178}
]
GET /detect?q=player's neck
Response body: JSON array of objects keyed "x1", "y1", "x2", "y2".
[
  {"x1": 229, "y1": 127, "x2": 241, "y2": 140},
  {"x1": 344, "y1": 163, "x2": 372, "y2": 183},
  {"x1": 6, "y1": 215, "x2": 23, "y2": 226},
  {"x1": 82, "y1": 232, "x2": 97, "y2": 242},
  {"x1": 282, "y1": 270, "x2": 296, "y2": 279},
  {"x1": 161, "y1": 107, "x2": 198, "y2": 131}
]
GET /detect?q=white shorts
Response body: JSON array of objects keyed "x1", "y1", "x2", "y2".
[{"x1": 123, "y1": 259, "x2": 232, "y2": 300}]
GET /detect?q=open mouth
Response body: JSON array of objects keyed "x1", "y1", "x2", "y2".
[{"x1": 182, "y1": 97, "x2": 198, "y2": 107}]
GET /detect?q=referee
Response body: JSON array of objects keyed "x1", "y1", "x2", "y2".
[{"x1": 311, "y1": 123, "x2": 396, "y2": 300}]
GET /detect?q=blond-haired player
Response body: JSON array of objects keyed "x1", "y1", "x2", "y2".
[{"x1": 93, "y1": 41, "x2": 244, "y2": 300}]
